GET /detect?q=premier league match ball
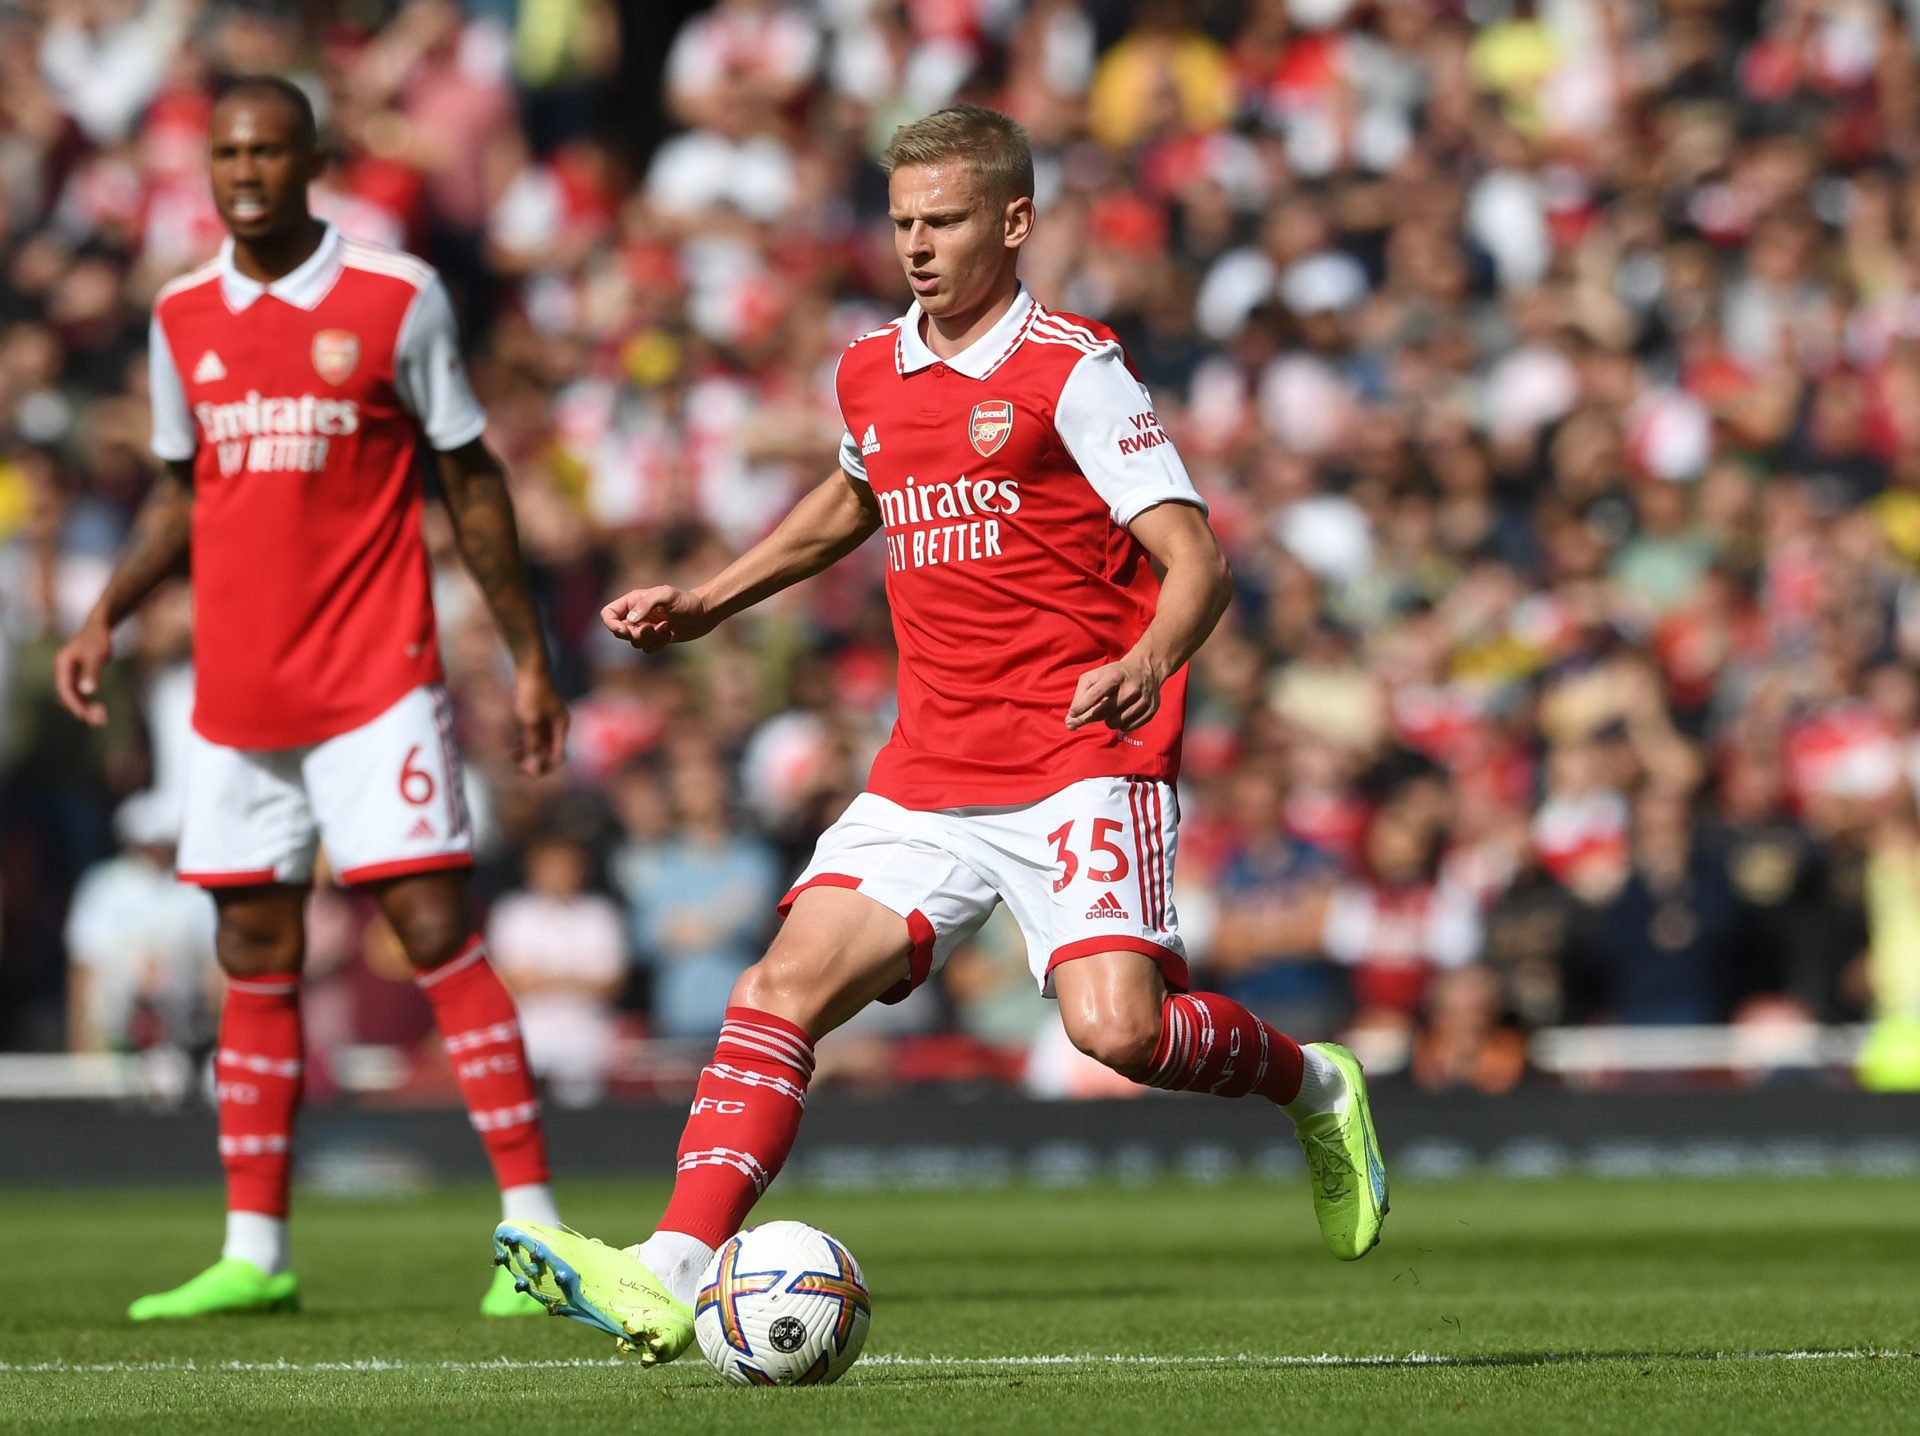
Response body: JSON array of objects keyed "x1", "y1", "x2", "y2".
[{"x1": 694, "y1": 1220, "x2": 872, "y2": 1386}]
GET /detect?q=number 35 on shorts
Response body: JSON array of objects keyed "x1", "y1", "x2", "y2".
[{"x1": 1045, "y1": 778, "x2": 1174, "y2": 931}]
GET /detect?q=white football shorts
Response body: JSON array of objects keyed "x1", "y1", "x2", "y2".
[
  {"x1": 178, "y1": 684, "x2": 472, "y2": 889},
  {"x1": 779, "y1": 775, "x2": 1187, "y2": 1003}
]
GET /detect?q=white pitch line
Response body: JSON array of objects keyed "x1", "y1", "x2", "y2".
[{"x1": 0, "y1": 1350, "x2": 1906, "y2": 1376}]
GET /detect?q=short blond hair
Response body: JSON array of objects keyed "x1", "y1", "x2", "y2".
[{"x1": 880, "y1": 106, "x2": 1034, "y2": 207}]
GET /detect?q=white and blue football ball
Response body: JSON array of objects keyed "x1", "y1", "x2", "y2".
[{"x1": 694, "y1": 1220, "x2": 871, "y2": 1386}]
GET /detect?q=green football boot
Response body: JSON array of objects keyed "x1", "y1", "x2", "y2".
[
  {"x1": 128, "y1": 1257, "x2": 300, "y2": 1321},
  {"x1": 1293, "y1": 1042, "x2": 1389, "y2": 1261},
  {"x1": 492, "y1": 1221, "x2": 694, "y2": 1365},
  {"x1": 480, "y1": 1260, "x2": 547, "y2": 1317}
]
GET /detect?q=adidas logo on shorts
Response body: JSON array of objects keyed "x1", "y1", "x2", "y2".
[
  {"x1": 407, "y1": 817, "x2": 436, "y2": 841},
  {"x1": 1086, "y1": 891, "x2": 1128, "y2": 921}
]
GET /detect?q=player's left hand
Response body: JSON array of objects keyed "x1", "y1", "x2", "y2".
[
  {"x1": 512, "y1": 665, "x2": 569, "y2": 776},
  {"x1": 1065, "y1": 655, "x2": 1163, "y2": 733}
]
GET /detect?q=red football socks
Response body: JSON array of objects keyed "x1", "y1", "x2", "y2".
[
  {"x1": 416, "y1": 937, "x2": 551, "y2": 1191},
  {"x1": 1143, "y1": 991, "x2": 1305, "y2": 1103},
  {"x1": 217, "y1": 974, "x2": 304, "y2": 1218},
  {"x1": 657, "y1": 1006, "x2": 815, "y2": 1249}
]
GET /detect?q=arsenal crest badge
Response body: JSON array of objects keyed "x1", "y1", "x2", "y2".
[
  {"x1": 968, "y1": 400, "x2": 1013, "y2": 457},
  {"x1": 311, "y1": 329, "x2": 360, "y2": 385}
]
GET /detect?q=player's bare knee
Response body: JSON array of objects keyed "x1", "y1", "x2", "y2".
[
  {"x1": 392, "y1": 909, "x2": 470, "y2": 971},
  {"x1": 730, "y1": 961, "x2": 777, "y2": 1013},
  {"x1": 215, "y1": 917, "x2": 302, "y2": 980},
  {"x1": 375, "y1": 873, "x2": 472, "y2": 970},
  {"x1": 733, "y1": 914, "x2": 906, "y2": 1037},
  {"x1": 732, "y1": 949, "x2": 825, "y2": 1022},
  {"x1": 1064, "y1": 1010, "x2": 1161, "y2": 1079}
]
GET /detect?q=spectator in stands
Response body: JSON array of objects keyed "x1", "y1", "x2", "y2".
[
  {"x1": 1580, "y1": 784, "x2": 1742, "y2": 1026},
  {"x1": 610, "y1": 738, "x2": 778, "y2": 1039},
  {"x1": 1714, "y1": 740, "x2": 1863, "y2": 1022},
  {"x1": 1201, "y1": 763, "x2": 1344, "y2": 1035},
  {"x1": 663, "y1": 0, "x2": 820, "y2": 135},
  {"x1": 351, "y1": 0, "x2": 521, "y2": 332},
  {"x1": 1321, "y1": 752, "x2": 1482, "y2": 1035},
  {"x1": 1410, "y1": 964, "x2": 1527, "y2": 1095},
  {"x1": 487, "y1": 829, "x2": 627, "y2": 1106},
  {"x1": 1086, "y1": 0, "x2": 1231, "y2": 152},
  {"x1": 63, "y1": 790, "x2": 213, "y2": 1053},
  {"x1": 37, "y1": 0, "x2": 193, "y2": 147},
  {"x1": 1478, "y1": 841, "x2": 1581, "y2": 1033}
]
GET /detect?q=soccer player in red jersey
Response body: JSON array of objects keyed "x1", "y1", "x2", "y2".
[
  {"x1": 495, "y1": 107, "x2": 1387, "y2": 1363},
  {"x1": 54, "y1": 77, "x2": 569, "y2": 1321}
]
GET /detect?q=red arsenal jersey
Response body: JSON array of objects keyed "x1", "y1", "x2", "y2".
[
  {"x1": 149, "y1": 224, "x2": 487, "y2": 749},
  {"x1": 835, "y1": 285, "x2": 1207, "y2": 808}
]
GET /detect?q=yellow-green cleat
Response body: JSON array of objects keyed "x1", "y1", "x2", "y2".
[
  {"x1": 128, "y1": 1257, "x2": 299, "y2": 1321},
  {"x1": 480, "y1": 1260, "x2": 547, "y2": 1317},
  {"x1": 492, "y1": 1220, "x2": 694, "y2": 1365},
  {"x1": 1294, "y1": 1041, "x2": 1388, "y2": 1261}
]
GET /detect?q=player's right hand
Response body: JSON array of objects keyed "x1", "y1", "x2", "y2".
[
  {"x1": 601, "y1": 586, "x2": 718, "y2": 653},
  {"x1": 54, "y1": 616, "x2": 113, "y2": 726}
]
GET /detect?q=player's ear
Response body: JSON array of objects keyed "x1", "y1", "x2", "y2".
[{"x1": 1004, "y1": 195, "x2": 1035, "y2": 250}]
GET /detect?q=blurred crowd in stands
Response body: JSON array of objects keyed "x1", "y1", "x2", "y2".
[{"x1": 8, "y1": 0, "x2": 1920, "y2": 1102}]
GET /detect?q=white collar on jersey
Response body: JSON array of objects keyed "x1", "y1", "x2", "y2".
[
  {"x1": 896, "y1": 282, "x2": 1036, "y2": 380},
  {"x1": 218, "y1": 222, "x2": 345, "y2": 312}
]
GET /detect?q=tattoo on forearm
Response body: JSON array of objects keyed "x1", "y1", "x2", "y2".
[
  {"x1": 103, "y1": 470, "x2": 193, "y2": 622},
  {"x1": 445, "y1": 466, "x2": 545, "y2": 666}
]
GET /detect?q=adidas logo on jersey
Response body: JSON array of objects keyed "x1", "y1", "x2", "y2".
[
  {"x1": 407, "y1": 817, "x2": 436, "y2": 841},
  {"x1": 193, "y1": 350, "x2": 228, "y2": 383},
  {"x1": 860, "y1": 424, "x2": 882, "y2": 456},
  {"x1": 1086, "y1": 891, "x2": 1128, "y2": 921}
]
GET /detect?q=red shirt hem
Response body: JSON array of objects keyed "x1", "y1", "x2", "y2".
[
  {"x1": 863, "y1": 752, "x2": 1181, "y2": 812},
  {"x1": 191, "y1": 662, "x2": 442, "y2": 751}
]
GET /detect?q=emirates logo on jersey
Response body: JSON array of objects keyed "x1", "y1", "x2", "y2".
[
  {"x1": 194, "y1": 391, "x2": 361, "y2": 476},
  {"x1": 311, "y1": 329, "x2": 360, "y2": 386},
  {"x1": 968, "y1": 400, "x2": 1013, "y2": 457},
  {"x1": 878, "y1": 473, "x2": 1017, "y2": 573}
]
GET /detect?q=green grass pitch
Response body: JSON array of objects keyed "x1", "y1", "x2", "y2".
[{"x1": 0, "y1": 1174, "x2": 1913, "y2": 1433}]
